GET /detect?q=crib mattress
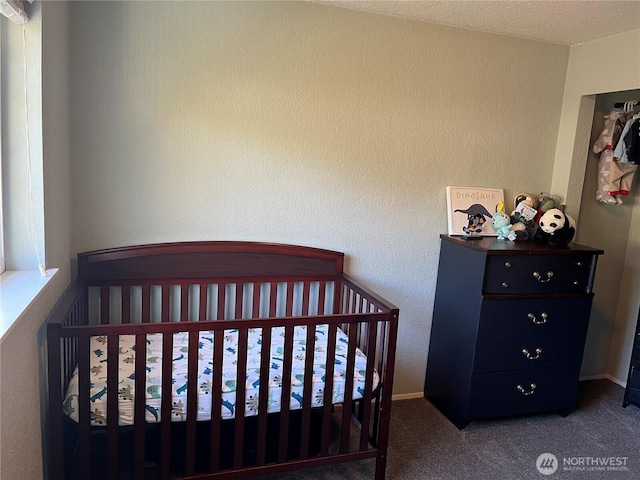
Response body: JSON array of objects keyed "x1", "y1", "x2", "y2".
[{"x1": 63, "y1": 325, "x2": 378, "y2": 426}]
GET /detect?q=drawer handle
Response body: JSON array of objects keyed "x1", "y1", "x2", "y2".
[
  {"x1": 504, "y1": 261, "x2": 512, "y2": 268},
  {"x1": 522, "y1": 347, "x2": 542, "y2": 360},
  {"x1": 501, "y1": 282, "x2": 509, "y2": 288},
  {"x1": 528, "y1": 312, "x2": 548, "y2": 325},
  {"x1": 533, "y1": 271, "x2": 554, "y2": 283},
  {"x1": 516, "y1": 383, "x2": 537, "y2": 396}
]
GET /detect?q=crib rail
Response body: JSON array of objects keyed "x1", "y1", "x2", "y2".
[{"x1": 48, "y1": 277, "x2": 397, "y2": 479}]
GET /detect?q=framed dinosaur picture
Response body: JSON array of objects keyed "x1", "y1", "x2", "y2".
[{"x1": 446, "y1": 186, "x2": 504, "y2": 236}]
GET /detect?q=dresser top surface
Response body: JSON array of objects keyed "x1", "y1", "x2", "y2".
[{"x1": 440, "y1": 235, "x2": 604, "y2": 255}]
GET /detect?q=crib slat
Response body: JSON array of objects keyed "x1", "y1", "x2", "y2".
[
  {"x1": 285, "y1": 282, "x2": 294, "y2": 317},
  {"x1": 299, "y1": 324, "x2": 316, "y2": 459},
  {"x1": 122, "y1": 286, "x2": 131, "y2": 324},
  {"x1": 349, "y1": 290, "x2": 356, "y2": 314},
  {"x1": 181, "y1": 284, "x2": 189, "y2": 321},
  {"x1": 318, "y1": 281, "x2": 326, "y2": 315},
  {"x1": 162, "y1": 284, "x2": 170, "y2": 322},
  {"x1": 256, "y1": 326, "x2": 272, "y2": 465},
  {"x1": 46, "y1": 325, "x2": 65, "y2": 480},
  {"x1": 160, "y1": 332, "x2": 174, "y2": 480},
  {"x1": 302, "y1": 281, "x2": 310, "y2": 316},
  {"x1": 235, "y1": 283, "x2": 244, "y2": 319},
  {"x1": 335, "y1": 282, "x2": 345, "y2": 318},
  {"x1": 341, "y1": 284, "x2": 349, "y2": 315},
  {"x1": 252, "y1": 282, "x2": 261, "y2": 319},
  {"x1": 107, "y1": 334, "x2": 120, "y2": 480},
  {"x1": 77, "y1": 336, "x2": 92, "y2": 479},
  {"x1": 233, "y1": 327, "x2": 249, "y2": 469},
  {"x1": 340, "y1": 323, "x2": 358, "y2": 453},
  {"x1": 320, "y1": 323, "x2": 338, "y2": 455},
  {"x1": 101, "y1": 287, "x2": 110, "y2": 324},
  {"x1": 269, "y1": 282, "x2": 278, "y2": 317},
  {"x1": 185, "y1": 330, "x2": 200, "y2": 475},
  {"x1": 142, "y1": 285, "x2": 151, "y2": 323},
  {"x1": 359, "y1": 321, "x2": 378, "y2": 450},
  {"x1": 209, "y1": 330, "x2": 224, "y2": 472},
  {"x1": 217, "y1": 283, "x2": 226, "y2": 320},
  {"x1": 200, "y1": 283, "x2": 208, "y2": 320},
  {"x1": 372, "y1": 320, "x2": 387, "y2": 443},
  {"x1": 278, "y1": 324, "x2": 295, "y2": 462},
  {"x1": 134, "y1": 333, "x2": 147, "y2": 478}
]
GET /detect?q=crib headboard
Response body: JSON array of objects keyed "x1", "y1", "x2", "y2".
[{"x1": 77, "y1": 241, "x2": 345, "y2": 284}]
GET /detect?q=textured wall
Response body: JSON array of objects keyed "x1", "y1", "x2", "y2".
[{"x1": 69, "y1": 1, "x2": 569, "y2": 396}]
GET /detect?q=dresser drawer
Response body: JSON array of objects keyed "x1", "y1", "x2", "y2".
[
  {"x1": 477, "y1": 297, "x2": 592, "y2": 338},
  {"x1": 468, "y1": 367, "x2": 578, "y2": 419},
  {"x1": 473, "y1": 331, "x2": 587, "y2": 372},
  {"x1": 484, "y1": 254, "x2": 593, "y2": 294},
  {"x1": 633, "y1": 337, "x2": 640, "y2": 363}
]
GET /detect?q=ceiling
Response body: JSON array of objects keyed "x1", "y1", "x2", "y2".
[{"x1": 316, "y1": 0, "x2": 640, "y2": 45}]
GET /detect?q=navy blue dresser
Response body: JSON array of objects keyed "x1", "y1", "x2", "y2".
[{"x1": 424, "y1": 235, "x2": 603, "y2": 429}]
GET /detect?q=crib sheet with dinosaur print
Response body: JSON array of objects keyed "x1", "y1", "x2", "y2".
[{"x1": 63, "y1": 325, "x2": 378, "y2": 426}]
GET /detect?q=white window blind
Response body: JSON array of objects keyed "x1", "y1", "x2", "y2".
[{"x1": 0, "y1": 1, "x2": 27, "y2": 24}]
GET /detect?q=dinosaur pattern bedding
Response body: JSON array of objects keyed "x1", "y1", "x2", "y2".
[{"x1": 63, "y1": 325, "x2": 377, "y2": 426}]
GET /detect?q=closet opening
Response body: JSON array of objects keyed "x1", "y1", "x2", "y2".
[{"x1": 575, "y1": 88, "x2": 640, "y2": 389}]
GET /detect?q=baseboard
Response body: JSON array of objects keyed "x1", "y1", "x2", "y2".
[
  {"x1": 579, "y1": 373, "x2": 626, "y2": 388},
  {"x1": 392, "y1": 392, "x2": 424, "y2": 401}
]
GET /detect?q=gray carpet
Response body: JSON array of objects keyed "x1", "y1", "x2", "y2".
[{"x1": 262, "y1": 380, "x2": 640, "y2": 479}]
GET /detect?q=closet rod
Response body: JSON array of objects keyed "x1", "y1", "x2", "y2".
[{"x1": 614, "y1": 100, "x2": 638, "y2": 108}]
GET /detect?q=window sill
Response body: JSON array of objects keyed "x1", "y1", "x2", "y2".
[{"x1": 0, "y1": 268, "x2": 59, "y2": 340}]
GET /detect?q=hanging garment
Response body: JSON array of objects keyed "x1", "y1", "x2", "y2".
[
  {"x1": 608, "y1": 160, "x2": 637, "y2": 199},
  {"x1": 593, "y1": 109, "x2": 626, "y2": 204},
  {"x1": 614, "y1": 118, "x2": 638, "y2": 164},
  {"x1": 625, "y1": 119, "x2": 640, "y2": 164},
  {"x1": 606, "y1": 115, "x2": 640, "y2": 203}
]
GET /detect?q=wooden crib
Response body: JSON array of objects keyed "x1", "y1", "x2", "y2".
[{"x1": 46, "y1": 242, "x2": 399, "y2": 480}]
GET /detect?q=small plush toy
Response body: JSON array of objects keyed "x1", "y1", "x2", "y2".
[
  {"x1": 532, "y1": 208, "x2": 576, "y2": 246},
  {"x1": 493, "y1": 202, "x2": 528, "y2": 241},
  {"x1": 534, "y1": 193, "x2": 564, "y2": 224},
  {"x1": 492, "y1": 211, "x2": 512, "y2": 240},
  {"x1": 511, "y1": 193, "x2": 537, "y2": 230},
  {"x1": 510, "y1": 193, "x2": 537, "y2": 235}
]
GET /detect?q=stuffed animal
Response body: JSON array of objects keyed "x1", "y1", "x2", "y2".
[
  {"x1": 492, "y1": 211, "x2": 512, "y2": 240},
  {"x1": 534, "y1": 193, "x2": 564, "y2": 224},
  {"x1": 493, "y1": 202, "x2": 528, "y2": 241},
  {"x1": 511, "y1": 193, "x2": 536, "y2": 223},
  {"x1": 510, "y1": 193, "x2": 537, "y2": 236},
  {"x1": 532, "y1": 208, "x2": 576, "y2": 246}
]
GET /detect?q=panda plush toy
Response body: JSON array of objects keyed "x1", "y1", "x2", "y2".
[{"x1": 533, "y1": 208, "x2": 576, "y2": 246}]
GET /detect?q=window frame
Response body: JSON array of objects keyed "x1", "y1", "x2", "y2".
[{"x1": 0, "y1": 22, "x2": 5, "y2": 275}]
